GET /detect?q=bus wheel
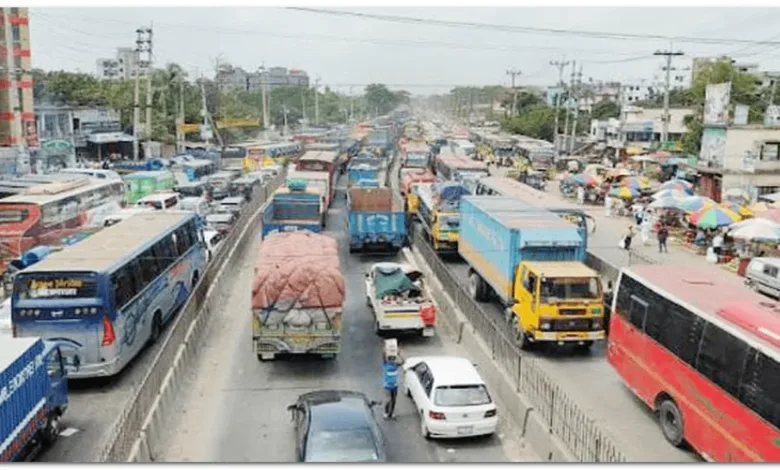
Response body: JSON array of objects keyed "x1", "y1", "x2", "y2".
[
  {"x1": 150, "y1": 311, "x2": 163, "y2": 343},
  {"x1": 191, "y1": 271, "x2": 200, "y2": 289},
  {"x1": 41, "y1": 414, "x2": 60, "y2": 445},
  {"x1": 658, "y1": 398, "x2": 685, "y2": 447}
]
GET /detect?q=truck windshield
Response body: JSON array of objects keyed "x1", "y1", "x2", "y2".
[
  {"x1": 539, "y1": 277, "x2": 600, "y2": 302},
  {"x1": 437, "y1": 215, "x2": 459, "y2": 230}
]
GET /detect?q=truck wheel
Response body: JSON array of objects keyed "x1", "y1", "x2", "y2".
[
  {"x1": 504, "y1": 308, "x2": 515, "y2": 325},
  {"x1": 658, "y1": 398, "x2": 685, "y2": 447},
  {"x1": 375, "y1": 322, "x2": 385, "y2": 337},
  {"x1": 41, "y1": 414, "x2": 60, "y2": 445},
  {"x1": 469, "y1": 272, "x2": 484, "y2": 302},
  {"x1": 513, "y1": 323, "x2": 532, "y2": 351}
]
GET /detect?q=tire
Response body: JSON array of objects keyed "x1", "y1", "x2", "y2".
[
  {"x1": 40, "y1": 414, "x2": 59, "y2": 446},
  {"x1": 150, "y1": 311, "x2": 162, "y2": 344},
  {"x1": 513, "y1": 322, "x2": 532, "y2": 351},
  {"x1": 421, "y1": 417, "x2": 432, "y2": 440},
  {"x1": 469, "y1": 272, "x2": 484, "y2": 302},
  {"x1": 658, "y1": 398, "x2": 685, "y2": 447},
  {"x1": 191, "y1": 271, "x2": 200, "y2": 290},
  {"x1": 375, "y1": 322, "x2": 385, "y2": 337}
]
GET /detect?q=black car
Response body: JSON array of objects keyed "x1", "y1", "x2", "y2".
[{"x1": 287, "y1": 390, "x2": 386, "y2": 463}]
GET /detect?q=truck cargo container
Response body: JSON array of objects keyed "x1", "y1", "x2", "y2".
[
  {"x1": 252, "y1": 232, "x2": 345, "y2": 360},
  {"x1": 0, "y1": 337, "x2": 68, "y2": 462},
  {"x1": 286, "y1": 170, "x2": 332, "y2": 209},
  {"x1": 458, "y1": 196, "x2": 605, "y2": 350},
  {"x1": 347, "y1": 188, "x2": 406, "y2": 253},
  {"x1": 261, "y1": 180, "x2": 324, "y2": 239}
]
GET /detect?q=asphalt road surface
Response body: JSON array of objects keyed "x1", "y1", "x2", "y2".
[{"x1": 156, "y1": 174, "x2": 539, "y2": 463}]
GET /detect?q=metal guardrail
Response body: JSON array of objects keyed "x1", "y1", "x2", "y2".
[
  {"x1": 97, "y1": 171, "x2": 286, "y2": 462},
  {"x1": 411, "y1": 226, "x2": 627, "y2": 463}
]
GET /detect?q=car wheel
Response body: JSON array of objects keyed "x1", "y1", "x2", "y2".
[{"x1": 421, "y1": 417, "x2": 431, "y2": 440}]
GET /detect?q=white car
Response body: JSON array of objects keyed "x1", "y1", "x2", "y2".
[
  {"x1": 403, "y1": 356, "x2": 498, "y2": 439},
  {"x1": 203, "y1": 228, "x2": 225, "y2": 262}
]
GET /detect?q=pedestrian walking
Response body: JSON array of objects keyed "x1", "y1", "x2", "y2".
[
  {"x1": 382, "y1": 339, "x2": 404, "y2": 419},
  {"x1": 657, "y1": 221, "x2": 669, "y2": 253},
  {"x1": 712, "y1": 231, "x2": 724, "y2": 257},
  {"x1": 640, "y1": 215, "x2": 651, "y2": 245},
  {"x1": 623, "y1": 224, "x2": 635, "y2": 251}
]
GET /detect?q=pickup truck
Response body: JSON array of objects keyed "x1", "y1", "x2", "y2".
[
  {"x1": 365, "y1": 262, "x2": 436, "y2": 337},
  {"x1": 347, "y1": 187, "x2": 406, "y2": 253},
  {"x1": 0, "y1": 337, "x2": 68, "y2": 462},
  {"x1": 458, "y1": 195, "x2": 605, "y2": 351}
]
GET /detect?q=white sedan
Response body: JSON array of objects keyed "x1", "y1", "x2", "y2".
[{"x1": 403, "y1": 356, "x2": 498, "y2": 439}]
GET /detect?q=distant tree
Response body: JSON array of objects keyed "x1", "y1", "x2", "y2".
[{"x1": 591, "y1": 100, "x2": 621, "y2": 121}]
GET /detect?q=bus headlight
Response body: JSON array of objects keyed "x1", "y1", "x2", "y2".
[
  {"x1": 34, "y1": 310, "x2": 40, "y2": 317},
  {"x1": 75, "y1": 308, "x2": 81, "y2": 315},
  {"x1": 540, "y1": 321, "x2": 552, "y2": 331},
  {"x1": 91, "y1": 308, "x2": 98, "y2": 314}
]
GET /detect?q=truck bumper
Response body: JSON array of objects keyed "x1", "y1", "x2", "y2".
[
  {"x1": 253, "y1": 336, "x2": 340, "y2": 359},
  {"x1": 531, "y1": 331, "x2": 605, "y2": 343}
]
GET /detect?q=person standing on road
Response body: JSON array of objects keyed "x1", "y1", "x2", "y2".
[
  {"x1": 712, "y1": 231, "x2": 724, "y2": 258},
  {"x1": 382, "y1": 340, "x2": 405, "y2": 419},
  {"x1": 623, "y1": 224, "x2": 635, "y2": 251},
  {"x1": 657, "y1": 221, "x2": 669, "y2": 253}
]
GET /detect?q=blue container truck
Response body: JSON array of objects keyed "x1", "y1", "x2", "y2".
[
  {"x1": 347, "y1": 187, "x2": 406, "y2": 253},
  {"x1": 0, "y1": 337, "x2": 68, "y2": 462},
  {"x1": 458, "y1": 196, "x2": 605, "y2": 350},
  {"x1": 261, "y1": 181, "x2": 324, "y2": 239}
]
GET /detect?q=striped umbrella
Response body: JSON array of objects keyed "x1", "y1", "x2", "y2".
[
  {"x1": 620, "y1": 176, "x2": 651, "y2": 190},
  {"x1": 720, "y1": 201, "x2": 753, "y2": 218},
  {"x1": 609, "y1": 185, "x2": 640, "y2": 200},
  {"x1": 689, "y1": 206, "x2": 742, "y2": 229},
  {"x1": 678, "y1": 196, "x2": 716, "y2": 213},
  {"x1": 652, "y1": 189, "x2": 690, "y2": 200},
  {"x1": 659, "y1": 179, "x2": 694, "y2": 194}
]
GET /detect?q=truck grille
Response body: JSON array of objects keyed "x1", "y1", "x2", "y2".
[
  {"x1": 559, "y1": 308, "x2": 587, "y2": 316},
  {"x1": 550, "y1": 318, "x2": 592, "y2": 331}
]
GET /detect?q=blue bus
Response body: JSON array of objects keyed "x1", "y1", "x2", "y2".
[
  {"x1": 182, "y1": 159, "x2": 218, "y2": 182},
  {"x1": 10, "y1": 212, "x2": 207, "y2": 379}
]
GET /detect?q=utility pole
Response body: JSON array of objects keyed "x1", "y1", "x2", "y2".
[
  {"x1": 176, "y1": 72, "x2": 185, "y2": 153},
  {"x1": 506, "y1": 68, "x2": 521, "y2": 117},
  {"x1": 550, "y1": 56, "x2": 570, "y2": 154},
  {"x1": 314, "y1": 77, "x2": 321, "y2": 126},
  {"x1": 654, "y1": 48, "x2": 684, "y2": 143},
  {"x1": 769, "y1": 75, "x2": 778, "y2": 108},
  {"x1": 132, "y1": 27, "x2": 145, "y2": 161},
  {"x1": 570, "y1": 65, "x2": 583, "y2": 154},
  {"x1": 282, "y1": 103, "x2": 289, "y2": 135},
  {"x1": 349, "y1": 85, "x2": 354, "y2": 121},
  {"x1": 301, "y1": 88, "x2": 307, "y2": 124},
  {"x1": 562, "y1": 60, "x2": 576, "y2": 155},
  {"x1": 199, "y1": 79, "x2": 210, "y2": 146},
  {"x1": 2, "y1": 9, "x2": 24, "y2": 164},
  {"x1": 258, "y1": 65, "x2": 269, "y2": 131},
  {"x1": 143, "y1": 24, "x2": 153, "y2": 153}
]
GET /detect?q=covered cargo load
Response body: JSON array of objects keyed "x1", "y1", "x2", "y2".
[
  {"x1": 399, "y1": 168, "x2": 435, "y2": 196},
  {"x1": 261, "y1": 179, "x2": 324, "y2": 238},
  {"x1": 252, "y1": 231, "x2": 345, "y2": 360},
  {"x1": 347, "y1": 188, "x2": 406, "y2": 252}
]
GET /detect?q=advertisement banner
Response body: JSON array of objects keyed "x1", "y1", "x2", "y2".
[
  {"x1": 765, "y1": 105, "x2": 780, "y2": 126},
  {"x1": 177, "y1": 123, "x2": 201, "y2": 134},
  {"x1": 699, "y1": 127, "x2": 727, "y2": 166},
  {"x1": 734, "y1": 104, "x2": 749, "y2": 125},
  {"x1": 216, "y1": 118, "x2": 261, "y2": 129},
  {"x1": 704, "y1": 82, "x2": 731, "y2": 126}
]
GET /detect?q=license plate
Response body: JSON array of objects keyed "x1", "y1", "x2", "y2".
[
  {"x1": 423, "y1": 328, "x2": 435, "y2": 337},
  {"x1": 457, "y1": 426, "x2": 473, "y2": 435}
]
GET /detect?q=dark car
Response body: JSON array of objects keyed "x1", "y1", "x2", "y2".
[{"x1": 287, "y1": 390, "x2": 386, "y2": 463}]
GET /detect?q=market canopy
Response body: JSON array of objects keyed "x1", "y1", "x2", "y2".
[{"x1": 689, "y1": 206, "x2": 742, "y2": 229}]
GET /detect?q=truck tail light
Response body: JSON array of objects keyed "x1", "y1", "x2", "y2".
[
  {"x1": 421, "y1": 304, "x2": 436, "y2": 326},
  {"x1": 101, "y1": 316, "x2": 116, "y2": 347},
  {"x1": 428, "y1": 410, "x2": 446, "y2": 420}
]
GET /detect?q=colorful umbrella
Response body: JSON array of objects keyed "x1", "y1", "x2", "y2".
[
  {"x1": 648, "y1": 197, "x2": 686, "y2": 210},
  {"x1": 659, "y1": 179, "x2": 694, "y2": 194},
  {"x1": 689, "y1": 206, "x2": 742, "y2": 229},
  {"x1": 756, "y1": 209, "x2": 780, "y2": 224},
  {"x1": 720, "y1": 201, "x2": 753, "y2": 218},
  {"x1": 729, "y1": 217, "x2": 780, "y2": 231},
  {"x1": 678, "y1": 196, "x2": 716, "y2": 213},
  {"x1": 651, "y1": 189, "x2": 689, "y2": 200},
  {"x1": 620, "y1": 176, "x2": 651, "y2": 190},
  {"x1": 609, "y1": 186, "x2": 640, "y2": 200},
  {"x1": 570, "y1": 173, "x2": 601, "y2": 187}
]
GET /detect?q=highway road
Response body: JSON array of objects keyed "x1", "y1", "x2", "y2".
[
  {"x1": 156, "y1": 173, "x2": 539, "y2": 463},
  {"x1": 438, "y1": 167, "x2": 700, "y2": 462}
]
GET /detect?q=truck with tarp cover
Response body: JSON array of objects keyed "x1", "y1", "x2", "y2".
[
  {"x1": 347, "y1": 153, "x2": 387, "y2": 188},
  {"x1": 251, "y1": 231, "x2": 345, "y2": 360},
  {"x1": 347, "y1": 187, "x2": 406, "y2": 253},
  {"x1": 399, "y1": 168, "x2": 436, "y2": 219},
  {"x1": 416, "y1": 181, "x2": 470, "y2": 254},
  {"x1": 364, "y1": 262, "x2": 436, "y2": 337},
  {"x1": 261, "y1": 179, "x2": 324, "y2": 238}
]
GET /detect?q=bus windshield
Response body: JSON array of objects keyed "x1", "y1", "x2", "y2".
[
  {"x1": 540, "y1": 277, "x2": 600, "y2": 302},
  {"x1": 16, "y1": 273, "x2": 99, "y2": 300},
  {"x1": 0, "y1": 206, "x2": 31, "y2": 225}
]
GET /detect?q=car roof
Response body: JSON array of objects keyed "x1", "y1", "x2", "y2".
[
  {"x1": 301, "y1": 390, "x2": 373, "y2": 431},
  {"x1": 416, "y1": 356, "x2": 484, "y2": 386}
]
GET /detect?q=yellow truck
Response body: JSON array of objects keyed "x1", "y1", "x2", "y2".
[{"x1": 415, "y1": 182, "x2": 470, "y2": 254}]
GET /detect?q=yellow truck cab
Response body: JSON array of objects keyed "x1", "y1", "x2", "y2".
[
  {"x1": 458, "y1": 196, "x2": 605, "y2": 350},
  {"x1": 416, "y1": 182, "x2": 470, "y2": 254}
]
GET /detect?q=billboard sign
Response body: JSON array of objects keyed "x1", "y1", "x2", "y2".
[
  {"x1": 704, "y1": 82, "x2": 731, "y2": 126},
  {"x1": 734, "y1": 104, "x2": 749, "y2": 125},
  {"x1": 700, "y1": 127, "x2": 727, "y2": 166}
]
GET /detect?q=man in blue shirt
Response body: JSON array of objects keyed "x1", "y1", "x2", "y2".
[{"x1": 382, "y1": 347, "x2": 405, "y2": 419}]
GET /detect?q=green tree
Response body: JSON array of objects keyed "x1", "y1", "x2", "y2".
[
  {"x1": 591, "y1": 100, "x2": 621, "y2": 120},
  {"x1": 364, "y1": 84, "x2": 402, "y2": 116}
]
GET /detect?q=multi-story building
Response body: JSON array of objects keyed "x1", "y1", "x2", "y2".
[
  {"x1": 35, "y1": 103, "x2": 125, "y2": 162},
  {"x1": 288, "y1": 69, "x2": 310, "y2": 87},
  {"x1": 96, "y1": 47, "x2": 139, "y2": 80},
  {"x1": 0, "y1": 7, "x2": 34, "y2": 150},
  {"x1": 217, "y1": 64, "x2": 311, "y2": 92},
  {"x1": 620, "y1": 80, "x2": 656, "y2": 105}
]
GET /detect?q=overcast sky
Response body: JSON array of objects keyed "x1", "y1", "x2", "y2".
[{"x1": 28, "y1": 7, "x2": 780, "y2": 95}]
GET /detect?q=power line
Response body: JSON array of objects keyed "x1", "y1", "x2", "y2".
[{"x1": 287, "y1": 7, "x2": 780, "y2": 47}]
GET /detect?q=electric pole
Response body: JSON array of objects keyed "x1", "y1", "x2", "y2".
[
  {"x1": 282, "y1": 103, "x2": 289, "y2": 135},
  {"x1": 562, "y1": 60, "x2": 575, "y2": 155},
  {"x1": 654, "y1": 48, "x2": 684, "y2": 143},
  {"x1": 199, "y1": 78, "x2": 210, "y2": 146},
  {"x1": 176, "y1": 71, "x2": 185, "y2": 153},
  {"x1": 550, "y1": 56, "x2": 570, "y2": 154},
  {"x1": 301, "y1": 88, "x2": 307, "y2": 124},
  {"x1": 132, "y1": 27, "x2": 145, "y2": 161},
  {"x1": 314, "y1": 77, "x2": 321, "y2": 126},
  {"x1": 506, "y1": 68, "x2": 521, "y2": 117},
  {"x1": 143, "y1": 24, "x2": 153, "y2": 154},
  {"x1": 349, "y1": 85, "x2": 354, "y2": 122},
  {"x1": 570, "y1": 65, "x2": 583, "y2": 154},
  {"x1": 258, "y1": 65, "x2": 269, "y2": 131}
]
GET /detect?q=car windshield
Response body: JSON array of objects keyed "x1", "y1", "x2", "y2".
[
  {"x1": 434, "y1": 384, "x2": 491, "y2": 407},
  {"x1": 305, "y1": 428, "x2": 379, "y2": 462}
]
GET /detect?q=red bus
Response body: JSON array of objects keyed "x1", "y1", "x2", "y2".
[
  {"x1": 0, "y1": 178, "x2": 127, "y2": 265},
  {"x1": 295, "y1": 150, "x2": 339, "y2": 206},
  {"x1": 608, "y1": 265, "x2": 780, "y2": 462}
]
